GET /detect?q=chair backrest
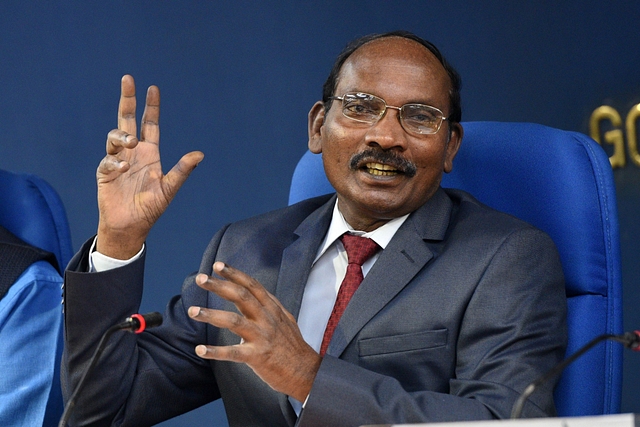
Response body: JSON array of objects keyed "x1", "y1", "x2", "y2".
[
  {"x1": 0, "y1": 169, "x2": 73, "y2": 273},
  {"x1": 288, "y1": 121, "x2": 623, "y2": 417}
]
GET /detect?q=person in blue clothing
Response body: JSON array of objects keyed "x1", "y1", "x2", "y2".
[{"x1": 0, "y1": 225, "x2": 64, "y2": 426}]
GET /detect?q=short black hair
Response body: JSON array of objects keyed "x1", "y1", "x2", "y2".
[{"x1": 322, "y1": 30, "x2": 462, "y2": 124}]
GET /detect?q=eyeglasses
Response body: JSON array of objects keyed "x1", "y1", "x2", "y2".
[{"x1": 328, "y1": 92, "x2": 449, "y2": 136}]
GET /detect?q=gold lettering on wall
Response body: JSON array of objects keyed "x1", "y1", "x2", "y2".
[
  {"x1": 590, "y1": 106, "x2": 625, "y2": 168},
  {"x1": 625, "y1": 104, "x2": 640, "y2": 167},
  {"x1": 590, "y1": 103, "x2": 640, "y2": 169}
]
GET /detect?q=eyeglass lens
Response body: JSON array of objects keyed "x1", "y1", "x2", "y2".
[{"x1": 340, "y1": 93, "x2": 444, "y2": 135}]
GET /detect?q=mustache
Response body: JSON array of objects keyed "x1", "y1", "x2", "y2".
[{"x1": 349, "y1": 149, "x2": 417, "y2": 177}]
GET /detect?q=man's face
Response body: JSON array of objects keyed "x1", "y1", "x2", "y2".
[{"x1": 308, "y1": 37, "x2": 462, "y2": 231}]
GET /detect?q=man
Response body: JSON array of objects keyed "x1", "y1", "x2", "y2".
[
  {"x1": 0, "y1": 225, "x2": 63, "y2": 426},
  {"x1": 62, "y1": 31, "x2": 567, "y2": 426}
]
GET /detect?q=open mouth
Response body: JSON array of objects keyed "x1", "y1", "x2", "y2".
[
  {"x1": 350, "y1": 150, "x2": 417, "y2": 178},
  {"x1": 365, "y1": 162, "x2": 400, "y2": 176}
]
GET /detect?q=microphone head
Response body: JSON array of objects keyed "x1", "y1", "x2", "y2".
[
  {"x1": 142, "y1": 312, "x2": 163, "y2": 329},
  {"x1": 624, "y1": 331, "x2": 640, "y2": 351}
]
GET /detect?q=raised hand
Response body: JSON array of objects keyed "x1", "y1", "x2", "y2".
[
  {"x1": 188, "y1": 262, "x2": 322, "y2": 402},
  {"x1": 96, "y1": 75, "x2": 204, "y2": 259}
]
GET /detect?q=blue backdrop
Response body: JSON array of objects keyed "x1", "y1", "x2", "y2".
[{"x1": 1, "y1": 1, "x2": 638, "y2": 425}]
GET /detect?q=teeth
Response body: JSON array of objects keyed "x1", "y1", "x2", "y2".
[
  {"x1": 368, "y1": 169, "x2": 397, "y2": 176},
  {"x1": 365, "y1": 162, "x2": 399, "y2": 176},
  {"x1": 366, "y1": 162, "x2": 396, "y2": 171}
]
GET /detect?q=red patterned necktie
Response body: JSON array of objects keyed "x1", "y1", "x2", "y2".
[{"x1": 319, "y1": 233, "x2": 380, "y2": 356}]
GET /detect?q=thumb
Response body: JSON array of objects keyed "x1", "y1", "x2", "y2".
[{"x1": 163, "y1": 150, "x2": 205, "y2": 198}]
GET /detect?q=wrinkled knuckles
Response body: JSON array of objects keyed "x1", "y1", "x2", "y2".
[
  {"x1": 227, "y1": 312, "x2": 245, "y2": 328},
  {"x1": 236, "y1": 286, "x2": 253, "y2": 302},
  {"x1": 228, "y1": 346, "x2": 244, "y2": 361}
]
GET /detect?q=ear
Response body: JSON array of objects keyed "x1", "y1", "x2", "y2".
[
  {"x1": 444, "y1": 122, "x2": 463, "y2": 173},
  {"x1": 308, "y1": 101, "x2": 325, "y2": 154}
]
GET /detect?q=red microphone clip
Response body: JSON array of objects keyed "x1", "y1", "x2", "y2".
[{"x1": 129, "y1": 313, "x2": 146, "y2": 334}]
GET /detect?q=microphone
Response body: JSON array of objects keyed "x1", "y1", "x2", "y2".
[
  {"x1": 58, "y1": 312, "x2": 163, "y2": 427},
  {"x1": 510, "y1": 330, "x2": 640, "y2": 419},
  {"x1": 115, "y1": 311, "x2": 164, "y2": 333}
]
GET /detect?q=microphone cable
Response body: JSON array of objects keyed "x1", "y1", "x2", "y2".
[
  {"x1": 510, "y1": 330, "x2": 640, "y2": 419},
  {"x1": 58, "y1": 312, "x2": 163, "y2": 427}
]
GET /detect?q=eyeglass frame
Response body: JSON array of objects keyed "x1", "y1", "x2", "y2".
[{"x1": 327, "y1": 92, "x2": 450, "y2": 136}]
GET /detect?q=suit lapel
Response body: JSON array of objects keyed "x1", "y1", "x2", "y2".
[
  {"x1": 273, "y1": 196, "x2": 335, "y2": 423},
  {"x1": 324, "y1": 188, "x2": 453, "y2": 357},
  {"x1": 274, "y1": 195, "x2": 335, "y2": 320},
  {"x1": 270, "y1": 189, "x2": 452, "y2": 419}
]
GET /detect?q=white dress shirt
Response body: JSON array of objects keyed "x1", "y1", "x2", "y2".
[
  {"x1": 290, "y1": 202, "x2": 407, "y2": 413},
  {"x1": 296, "y1": 201, "x2": 408, "y2": 354}
]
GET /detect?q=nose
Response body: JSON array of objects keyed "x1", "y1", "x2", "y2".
[{"x1": 364, "y1": 107, "x2": 408, "y2": 151}]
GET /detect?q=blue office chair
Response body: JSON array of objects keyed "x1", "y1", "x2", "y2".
[
  {"x1": 288, "y1": 121, "x2": 623, "y2": 417},
  {"x1": 0, "y1": 169, "x2": 73, "y2": 273}
]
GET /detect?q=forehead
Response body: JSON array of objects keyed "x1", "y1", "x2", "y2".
[{"x1": 336, "y1": 37, "x2": 451, "y2": 106}]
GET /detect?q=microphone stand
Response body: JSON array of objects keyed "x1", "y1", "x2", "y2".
[
  {"x1": 58, "y1": 313, "x2": 162, "y2": 427},
  {"x1": 510, "y1": 331, "x2": 640, "y2": 419}
]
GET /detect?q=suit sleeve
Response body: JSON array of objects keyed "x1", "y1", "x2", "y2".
[
  {"x1": 298, "y1": 227, "x2": 567, "y2": 426},
  {"x1": 61, "y1": 231, "x2": 227, "y2": 427}
]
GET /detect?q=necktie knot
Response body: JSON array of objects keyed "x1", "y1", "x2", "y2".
[{"x1": 340, "y1": 233, "x2": 379, "y2": 266}]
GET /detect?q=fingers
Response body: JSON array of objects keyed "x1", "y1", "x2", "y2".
[
  {"x1": 106, "y1": 129, "x2": 138, "y2": 155},
  {"x1": 211, "y1": 262, "x2": 277, "y2": 309},
  {"x1": 189, "y1": 262, "x2": 289, "y2": 335},
  {"x1": 194, "y1": 343, "x2": 249, "y2": 363},
  {"x1": 187, "y1": 299, "x2": 259, "y2": 362},
  {"x1": 187, "y1": 296, "x2": 281, "y2": 364},
  {"x1": 97, "y1": 154, "x2": 131, "y2": 179},
  {"x1": 189, "y1": 306, "x2": 254, "y2": 343},
  {"x1": 188, "y1": 304, "x2": 261, "y2": 364},
  {"x1": 188, "y1": 263, "x2": 321, "y2": 399},
  {"x1": 193, "y1": 264, "x2": 270, "y2": 319},
  {"x1": 140, "y1": 85, "x2": 160, "y2": 145},
  {"x1": 101, "y1": 129, "x2": 137, "y2": 178},
  {"x1": 116, "y1": 76, "x2": 161, "y2": 148},
  {"x1": 118, "y1": 75, "x2": 137, "y2": 136},
  {"x1": 216, "y1": 264, "x2": 294, "y2": 322},
  {"x1": 111, "y1": 75, "x2": 139, "y2": 156}
]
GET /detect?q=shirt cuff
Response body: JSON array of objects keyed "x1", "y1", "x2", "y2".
[{"x1": 88, "y1": 237, "x2": 144, "y2": 272}]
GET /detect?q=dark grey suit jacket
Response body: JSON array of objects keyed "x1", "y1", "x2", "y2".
[{"x1": 62, "y1": 188, "x2": 567, "y2": 427}]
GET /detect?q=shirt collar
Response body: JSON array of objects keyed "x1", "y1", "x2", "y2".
[{"x1": 313, "y1": 199, "x2": 409, "y2": 263}]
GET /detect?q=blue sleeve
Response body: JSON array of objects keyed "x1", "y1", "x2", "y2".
[{"x1": 0, "y1": 260, "x2": 64, "y2": 427}]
